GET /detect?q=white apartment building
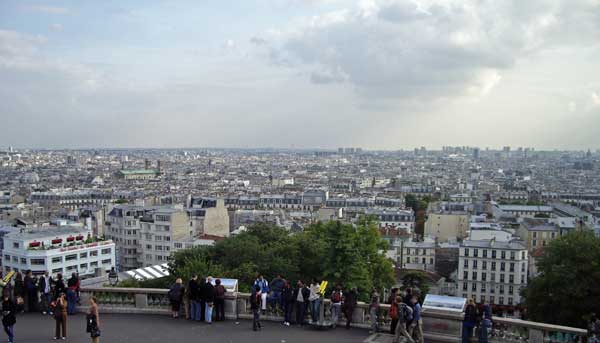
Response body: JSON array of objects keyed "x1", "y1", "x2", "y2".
[
  {"x1": 401, "y1": 240, "x2": 436, "y2": 271},
  {"x1": 2, "y1": 226, "x2": 115, "y2": 277},
  {"x1": 458, "y1": 239, "x2": 528, "y2": 315},
  {"x1": 364, "y1": 208, "x2": 415, "y2": 232},
  {"x1": 138, "y1": 208, "x2": 194, "y2": 267}
]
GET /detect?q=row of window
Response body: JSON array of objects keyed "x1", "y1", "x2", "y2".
[
  {"x1": 462, "y1": 293, "x2": 514, "y2": 306},
  {"x1": 461, "y1": 271, "x2": 525, "y2": 284},
  {"x1": 462, "y1": 282, "x2": 515, "y2": 294},
  {"x1": 463, "y1": 248, "x2": 525, "y2": 260},
  {"x1": 145, "y1": 245, "x2": 171, "y2": 252},
  {"x1": 463, "y1": 260, "x2": 525, "y2": 273},
  {"x1": 405, "y1": 257, "x2": 434, "y2": 265},
  {"x1": 5, "y1": 259, "x2": 112, "y2": 275},
  {"x1": 3, "y1": 249, "x2": 112, "y2": 265},
  {"x1": 404, "y1": 248, "x2": 434, "y2": 256}
]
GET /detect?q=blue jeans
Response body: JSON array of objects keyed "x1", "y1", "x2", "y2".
[
  {"x1": 66, "y1": 289, "x2": 77, "y2": 315},
  {"x1": 479, "y1": 326, "x2": 489, "y2": 343},
  {"x1": 269, "y1": 291, "x2": 282, "y2": 310},
  {"x1": 205, "y1": 303, "x2": 213, "y2": 323},
  {"x1": 462, "y1": 323, "x2": 474, "y2": 343},
  {"x1": 3, "y1": 324, "x2": 13, "y2": 343},
  {"x1": 310, "y1": 299, "x2": 320, "y2": 322},
  {"x1": 191, "y1": 301, "x2": 201, "y2": 321}
]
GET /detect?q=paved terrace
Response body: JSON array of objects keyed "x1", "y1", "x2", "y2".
[{"x1": 15, "y1": 313, "x2": 371, "y2": 343}]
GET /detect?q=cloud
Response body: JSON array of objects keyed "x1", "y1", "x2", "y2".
[
  {"x1": 568, "y1": 101, "x2": 577, "y2": 113},
  {"x1": 269, "y1": 0, "x2": 600, "y2": 101},
  {"x1": 49, "y1": 24, "x2": 64, "y2": 31},
  {"x1": 250, "y1": 37, "x2": 268, "y2": 46},
  {"x1": 23, "y1": 5, "x2": 69, "y2": 14},
  {"x1": 592, "y1": 92, "x2": 600, "y2": 107}
]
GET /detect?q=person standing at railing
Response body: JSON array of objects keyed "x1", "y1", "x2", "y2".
[
  {"x1": 198, "y1": 277, "x2": 207, "y2": 321},
  {"x1": 293, "y1": 281, "x2": 309, "y2": 326},
  {"x1": 308, "y1": 278, "x2": 321, "y2": 323},
  {"x1": 253, "y1": 275, "x2": 269, "y2": 315},
  {"x1": 269, "y1": 275, "x2": 285, "y2": 313},
  {"x1": 2, "y1": 289, "x2": 16, "y2": 343},
  {"x1": 13, "y1": 273, "x2": 24, "y2": 314},
  {"x1": 409, "y1": 295, "x2": 424, "y2": 343},
  {"x1": 188, "y1": 275, "x2": 200, "y2": 321},
  {"x1": 214, "y1": 279, "x2": 226, "y2": 322},
  {"x1": 330, "y1": 285, "x2": 343, "y2": 328},
  {"x1": 462, "y1": 298, "x2": 478, "y2": 343},
  {"x1": 39, "y1": 271, "x2": 54, "y2": 315},
  {"x1": 478, "y1": 300, "x2": 492, "y2": 343},
  {"x1": 66, "y1": 273, "x2": 80, "y2": 315},
  {"x1": 168, "y1": 278, "x2": 184, "y2": 319},
  {"x1": 250, "y1": 285, "x2": 262, "y2": 331},
  {"x1": 342, "y1": 287, "x2": 358, "y2": 330},
  {"x1": 204, "y1": 276, "x2": 215, "y2": 324},
  {"x1": 53, "y1": 274, "x2": 66, "y2": 303},
  {"x1": 24, "y1": 270, "x2": 38, "y2": 313},
  {"x1": 281, "y1": 281, "x2": 294, "y2": 326}
]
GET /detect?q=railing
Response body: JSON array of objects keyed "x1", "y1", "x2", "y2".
[{"x1": 79, "y1": 288, "x2": 588, "y2": 342}]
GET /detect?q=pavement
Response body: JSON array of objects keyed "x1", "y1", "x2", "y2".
[{"x1": 9, "y1": 313, "x2": 371, "y2": 343}]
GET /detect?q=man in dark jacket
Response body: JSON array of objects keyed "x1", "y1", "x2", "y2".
[
  {"x1": 269, "y1": 275, "x2": 285, "y2": 312},
  {"x1": 188, "y1": 275, "x2": 200, "y2": 321},
  {"x1": 24, "y1": 271, "x2": 38, "y2": 313},
  {"x1": 293, "y1": 281, "x2": 310, "y2": 326},
  {"x1": 198, "y1": 277, "x2": 206, "y2": 321},
  {"x1": 204, "y1": 277, "x2": 215, "y2": 324},
  {"x1": 281, "y1": 281, "x2": 294, "y2": 326},
  {"x1": 343, "y1": 287, "x2": 358, "y2": 329},
  {"x1": 38, "y1": 271, "x2": 53, "y2": 315},
  {"x1": 250, "y1": 285, "x2": 262, "y2": 331}
]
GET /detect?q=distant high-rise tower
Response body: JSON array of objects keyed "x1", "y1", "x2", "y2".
[
  {"x1": 144, "y1": 159, "x2": 150, "y2": 170},
  {"x1": 338, "y1": 147, "x2": 344, "y2": 154},
  {"x1": 473, "y1": 148, "x2": 480, "y2": 160}
]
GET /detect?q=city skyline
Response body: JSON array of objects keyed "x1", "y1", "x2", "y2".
[{"x1": 1, "y1": 0, "x2": 600, "y2": 149}]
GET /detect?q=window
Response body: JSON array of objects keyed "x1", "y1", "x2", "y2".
[
  {"x1": 30, "y1": 259, "x2": 45, "y2": 265},
  {"x1": 430, "y1": 258, "x2": 433, "y2": 264},
  {"x1": 4, "y1": 255, "x2": 9, "y2": 261},
  {"x1": 52, "y1": 256, "x2": 62, "y2": 263},
  {"x1": 101, "y1": 259, "x2": 112, "y2": 265},
  {"x1": 421, "y1": 257, "x2": 426, "y2": 264},
  {"x1": 90, "y1": 250, "x2": 98, "y2": 257},
  {"x1": 521, "y1": 275, "x2": 525, "y2": 284},
  {"x1": 156, "y1": 245, "x2": 163, "y2": 251},
  {"x1": 155, "y1": 236, "x2": 162, "y2": 241},
  {"x1": 482, "y1": 261, "x2": 487, "y2": 270},
  {"x1": 508, "y1": 298, "x2": 513, "y2": 305},
  {"x1": 483, "y1": 250, "x2": 488, "y2": 258},
  {"x1": 510, "y1": 251, "x2": 515, "y2": 260},
  {"x1": 509, "y1": 286, "x2": 514, "y2": 295},
  {"x1": 80, "y1": 263, "x2": 88, "y2": 270},
  {"x1": 65, "y1": 254, "x2": 77, "y2": 261},
  {"x1": 499, "y1": 285, "x2": 504, "y2": 294},
  {"x1": 472, "y1": 283, "x2": 477, "y2": 291},
  {"x1": 66, "y1": 265, "x2": 77, "y2": 271},
  {"x1": 482, "y1": 272, "x2": 487, "y2": 281},
  {"x1": 80, "y1": 252, "x2": 88, "y2": 259},
  {"x1": 164, "y1": 236, "x2": 170, "y2": 242},
  {"x1": 165, "y1": 246, "x2": 170, "y2": 252},
  {"x1": 20, "y1": 258, "x2": 26, "y2": 265},
  {"x1": 146, "y1": 244, "x2": 153, "y2": 250},
  {"x1": 522, "y1": 251, "x2": 526, "y2": 259},
  {"x1": 501, "y1": 251, "x2": 506, "y2": 259},
  {"x1": 500, "y1": 274, "x2": 505, "y2": 283},
  {"x1": 52, "y1": 268, "x2": 63, "y2": 274},
  {"x1": 11, "y1": 257, "x2": 17, "y2": 262},
  {"x1": 492, "y1": 250, "x2": 496, "y2": 259},
  {"x1": 500, "y1": 262, "x2": 506, "y2": 271},
  {"x1": 473, "y1": 260, "x2": 478, "y2": 269},
  {"x1": 532, "y1": 239, "x2": 537, "y2": 247},
  {"x1": 491, "y1": 262, "x2": 496, "y2": 271},
  {"x1": 463, "y1": 271, "x2": 468, "y2": 280},
  {"x1": 521, "y1": 264, "x2": 525, "y2": 272},
  {"x1": 145, "y1": 254, "x2": 152, "y2": 261},
  {"x1": 480, "y1": 295, "x2": 485, "y2": 303},
  {"x1": 101, "y1": 248, "x2": 112, "y2": 255},
  {"x1": 155, "y1": 214, "x2": 170, "y2": 222},
  {"x1": 490, "y1": 296, "x2": 495, "y2": 304},
  {"x1": 463, "y1": 282, "x2": 468, "y2": 291},
  {"x1": 12, "y1": 242, "x2": 19, "y2": 249},
  {"x1": 174, "y1": 243, "x2": 183, "y2": 249},
  {"x1": 90, "y1": 261, "x2": 98, "y2": 268},
  {"x1": 465, "y1": 249, "x2": 469, "y2": 257},
  {"x1": 509, "y1": 275, "x2": 514, "y2": 283},
  {"x1": 481, "y1": 284, "x2": 486, "y2": 293},
  {"x1": 533, "y1": 232, "x2": 537, "y2": 238},
  {"x1": 474, "y1": 249, "x2": 479, "y2": 257},
  {"x1": 157, "y1": 255, "x2": 163, "y2": 261},
  {"x1": 464, "y1": 259, "x2": 468, "y2": 268},
  {"x1": 472, "y1": 272, "x2": 477, "y2": 280},
  {"x1": 407, "y1": 257, "x2": 411, "y2": 264},
  {"x1": 499, "y1": 296, "x2": 504, "y2": 305},
  {"x1": 510, "y1": 263, "x2": 515, "y2": 272}
]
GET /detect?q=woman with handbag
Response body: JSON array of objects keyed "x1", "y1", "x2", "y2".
[
  {"x1": 54, "y1": 292, "x2": 67, "y2": 340},
  {"x1": 87, "y1": 296, "x2": 101, "y2": 343},
  {"x1": 1, "y1": 290, "x2": 16, "y2": 343}
]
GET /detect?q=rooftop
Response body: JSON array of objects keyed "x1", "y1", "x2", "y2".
[{"x1": 6, "y1": 226, "x2": 90, "y2": 240}]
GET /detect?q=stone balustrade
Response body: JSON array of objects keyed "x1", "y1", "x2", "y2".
[{"x1": 79, "y1": 287, "x2": 588, "y2": 342}]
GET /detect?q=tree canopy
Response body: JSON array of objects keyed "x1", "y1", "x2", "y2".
[
  {"x1": 167, "y1": 220, "x2": 395, "y2": 299},
  {"x1": 522, "y1": 230, "x2": 600, "y2": 328}
]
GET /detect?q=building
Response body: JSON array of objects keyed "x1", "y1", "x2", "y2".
[
  {"x1": 202, "y1": 199, "x2": 230, "y2": 237},
  {"x1": 138, "y1": 208, "x2": 193, "y2": 267},
  {"x1": 497, "y1": 205, "x2": 553, "y2": 219},
  {"x1": 424, "y1": 202, "x2": 471, "y2": 242},
  {"x1": 2, "y1": 226, "x2": 115, "y2": 277},
  {"x1": 400, "y1": 240, "x2": 436, "y2": 271},
  {"x1": 116, "y1": 169, "x2": 160, "y2": 180},
  {"x1": 458, "y1": 238, "x2": 528, "y2": 316},
  {"x1": 364, "y1": 208, "x2": 415, "y2": 232}
]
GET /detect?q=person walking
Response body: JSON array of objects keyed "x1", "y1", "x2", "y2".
[
  {"x1": 2, "y1": 290, "x2": 16, "y2": 343},
  {"x1": 281, "y1": 281, "x2": 294, "y2": 326},
  {"x1": 87, "y1": 296, "x2": 101, "y2": 343},
  {"x1": 388, "y1": 288, "x2": 399, "y2": 334},
  {"x1": 394, "y1": 296, "x2": 415, "y2": 343},
  {"x1": 462, "y1": 298, "x2": 478, "y2": 343},
  {"x1": 409, "y1": 295, "x2": 424, "y2": 343},
  {"x1": 479, "y1": 300, "x2": 492, "y2": 343},
  {"x1": 54, "y1": 292, "x2": 68, "y2": 340},
  {"x1": 204, "y1": 276, "x2": 215, "y2": 324},
  {"x1": 330, "y1": 285, "x2": 343, "y2": 328},
  {"x1": 168, "y1": 278, "x2": 184, "y2": 319},
  {"x1": 369, "y1": 288, "x2": 380, "y2": 334},
  {"x1": 24, "y1": 270, "x2": 38, "y2": 313},
  {"x1": 293, "y1": 281, "x2": 309, "y2": 326},
  {"x1": 214, "y1": 279, "x2": 226, "y2": 321},
  {"x1": 188, "y1": 275, "x2": 200, "y2": 321},
  {"x1": 308, "y1": 278, "x2": 321, "y2": 323},
  {"x1": 253, "y1": 275, "x2": 269, "y2": 315},
  {"x1": 343, "y1": 287, "x2": 358, "y2": 329},
  {"x1": 250, "y1": 285, "x2": 262, "y2": 331},
  {"x1": 39, "y1": 271, "x2": 54, "y2": 315},
  {"x1": 66, "y1": 273, "x2": 80, "y2": 315}
]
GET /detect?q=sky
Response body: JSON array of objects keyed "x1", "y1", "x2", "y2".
[{"x1": 1, "y1": 0, "x2": 599, "y2": 150}]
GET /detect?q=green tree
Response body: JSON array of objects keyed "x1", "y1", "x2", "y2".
[
  {"x1": 522, "y1": 231, "x2": 600, "y2": 328},
  {"x1": 401, "y1": 270, "x2": 430, "y2": 296}
]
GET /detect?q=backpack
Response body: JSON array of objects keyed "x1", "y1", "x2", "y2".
[
  {"x1": 332, "y1": 291, "x2": 342, "y2": 303},
  {"x1": 402, "y1": 304, "x2": 413, "y2": 322},
  {"x1": 389, "y1": 303, "x2": 398, "y2": 319}
]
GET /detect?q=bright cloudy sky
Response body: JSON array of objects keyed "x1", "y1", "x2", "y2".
[{"x1": 1, "y1": 0, "x2": 599, "y2": 150}]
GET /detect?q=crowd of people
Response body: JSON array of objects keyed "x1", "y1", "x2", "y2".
[{"x1": 0, "y1": 270, "x2": 101, "y2": 343}]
